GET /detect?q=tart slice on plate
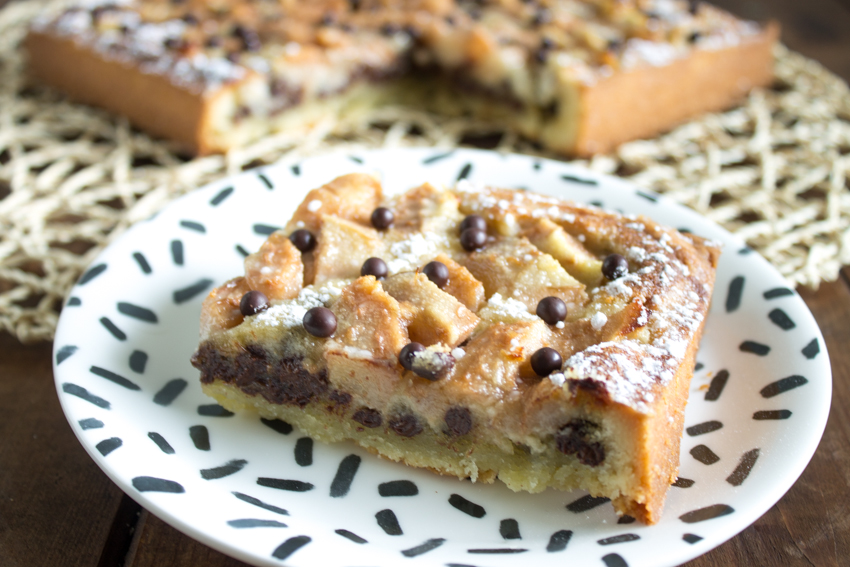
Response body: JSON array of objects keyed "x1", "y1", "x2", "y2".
[{"x1": 191, "y1": 172, "x2": 720, "y2": 524}]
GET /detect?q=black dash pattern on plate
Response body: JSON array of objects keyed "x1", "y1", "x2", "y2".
[
  {"x1": 761, "y1": 375, "x2": 808, "y2": 398},
  {"x1": 763, "y1": 287, "x2": 794, "y2": 299},
  {"x1": 329, "y1": 454, "x2": 361, "y2": 498},
  {"x1": 148, "y1": 432, "x2": 175, "y2": 454},
  {"x1": 257, "y1": 478, "x2": 314, "y2": 492},
  {"x1": 598, "y1": 534, "x2": 640, "y2": 545},
  {"x1": 228, "y1": 518, "x2": 287, "y2": 528},
  {"x1": 261, "y1": 417, "x2": 292, "y2": 435},
  {"x1": 449, "y1": 493, "x2": 486, "y2": 518},
  {"x1": 253, "y1": 224, "x2": 280, "y2": 236},
  {"x1": 378, "y1": 480, "x2": 418, "y2": 497},
  {"x1": 618, "y1": 515, "x2": 636, "y2": 524},
  {"x1": 546, "y1": 530, "x2": 573, "y2": 552},
  {"x1": 235, "y1": 244, "x2": 250, "y2": 257},
  {"x1": 180, "y1": 220, "x2": 206, "y2": 233},
  {"x1": 686, "y1": 421, "x2": 723, "y2": 436},
  {"x1": 739, "y1": 341, "x2": 770, "y2": 356},
  {"x1": 705, "y1": 369, "x2": 730, "y2": 401},
  {"x1": 673, "y1": 477, "x2": 695, "y2": 488},
  {"x1": 129, "y1": 350, "x2": 148, "y2": 373},
  {"x1": 62, "y1": 383, "x2": 110, "y2": 409},
  {"x1": 189, "y1": 425, "x2": 210, "y2": 450},
  {"x1": 423, "y1": 151, "x2": 454, "y2": 164},
  {"x1": 561, "y1": 174, "x2": 598, "y2": 186},
  {"x1": 402, "y1": 538, "x2": 446, "y2": 557},
  {"x1": 727, "y1": 448, "x2": 760, "y2": 486},
  {"x1": 133, "y1": 252, "x2": 152, "y2": 274},
  {"x1": 171, "y1": 240, "x2": 184, "y2": 265},
  {"x1": 456, "y1": 163, "x2": 473, "y2": 181},
  {"x1": 679, "y1": 504, "x2": 735, "y2": 523},
  {"x1": 99, "y1": 317, "x2": 127, "y2": 341},
  {"x1": 257, "y1": 173, "x2": 274, "y2": 189},
  {"x1": 335, "y1": 529, "x2": 367, "y2": 544},
  {"x1": 683, "y1": 533, "x2": 704, "y2": 544},
  {"x1": 79, "y1": 417, "x2": 104, "y2": 430},
  {"x1": 117, "y1": 302, "x2": 158, "y2": 323},
  {"x1": 467, "y1": 548, "x2": 528, "y2": 554},
  {"x1": 232, "y1": 491, "x2": 289, "y2": 515},
  {"x1": 294, "y1": 437, "x2": 313, "y2": 466},
  {"x1": 690, "y1": 445, "x2": 720, "y2": 465},
  {"x1": 725, "y1": 276, "x2": 744, "y2": 312},
  {"x1": 754, "y1": 409, "x2": 792, "y2": 420},
  {"x1": 768, "y1": 308, "x2": 795, "y2": 330},
  {"x1": 290, "y1": 164, "x2": 301, "y2": 176},
  {"x1": 67, "y1": 297, "x2": 82, "y2": 306},
  {"x1": 90, "y1": 366, "x2": 140, "y2": 390},
  {"x1": 348, "y1": 155, "x2": 364, "y2": 164},
  {"x1": 201, "y1": 459, "x2": 248, "y2": 480},
  {"x1": 78, "y1": 263, "x2": 107, "y2": 285},
  {"x1": 198, "y1": 404, "x2": 234, "y2": 417},
  {"x1": 271, "y1": 536, "x2": 311, "y2": 560},
  {"x1": 56, "y1": 345, "x2": 78, "y2": 365},
  {"x1": 802, "y1": 338, "x2": 820, "y2": 359},
  {"x1": 173, "y1": 278, "x2": 213, "y2": 304},
  {"x1": 96, "y1": 437, "x2": 122, "y2": 456},
  {"x1": 375, "y1": 509, "x2": 403, "y2": 535},
  {"x1": 153, "y1": 378, "x2": 187, "y2": 406},
  {"x1": 499, "y1": 519, "x2": 521, "y2": 540},
  {"x1": 210, "y1": 186, "x2": 233, "y2": 206},
  {"x1": 602, "y1": 553, "x2": 629, "y2": 567},
  {"x1": 132, "y1": 476, "x2": 185, "y2": 493},
  {"x1": 636, "y1": 190, "x2": 658, "y2": 203},
  {"x1": 567, "y1": 494, "x2": 610, "y2": 513}
]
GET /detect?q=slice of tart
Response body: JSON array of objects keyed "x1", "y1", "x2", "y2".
[{"x1": 191, "y1": 173, "x2": 720, "y2": 524}]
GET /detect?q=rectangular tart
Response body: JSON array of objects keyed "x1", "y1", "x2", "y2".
[
  {"x1": 191, "y1": 173, "x2": 720, "y2": 523},
  {"x1": 25, "y1": 0, "x2": 777, "y2": 156}
]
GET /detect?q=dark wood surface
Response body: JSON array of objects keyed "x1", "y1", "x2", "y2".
[{"x1": 2, "y1": 1, "x2": 849, "y2": 566}]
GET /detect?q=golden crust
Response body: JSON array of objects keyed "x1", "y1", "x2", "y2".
[{"x1": 191, "y1": 174, "x2": 720, "y2": 523}]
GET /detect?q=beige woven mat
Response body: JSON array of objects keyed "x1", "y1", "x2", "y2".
[{"x1": 2, "y1": 2, "x2": 850, "y2": 343}]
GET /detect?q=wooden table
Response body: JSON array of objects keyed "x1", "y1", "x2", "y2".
[{"x1": 2, "y1": 1, "x2": 849, "y2": 565}]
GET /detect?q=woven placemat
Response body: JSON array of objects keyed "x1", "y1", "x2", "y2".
[{"x1": 2, "y1": 1, "x2": 849, "y2": 343}]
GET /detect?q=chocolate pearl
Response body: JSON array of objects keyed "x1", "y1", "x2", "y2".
[
  {"x1": 233, "y1": 24, "x2": 261, "y2": 51},
  {"x1": 352, "y1": 407, "x2": 382, "y2": 428},
  {"x1": 399, "y1": 342, "x2": 425, "y2": 370},
  {"x1": 240, "y1": 290, "x2": 269, "y2": 316},
  {"x1": 289, "y1": 229, "x2": 317, "y2": 252},
  {"x1": 422, "y1": 261, "x2": 449, "y2": 288},
  {"x1": 361, "y1": 257, "x2": 388, "y2": 279},
  {"x1": 536, "y1": 296, "x2": 567, "y2": 325},
  {"x1": 444, "y1": 406, "x2": 472, "y2": 436},
  {"x1": 389, "y1": 414, "x2": 422, "y2": 437},
  {"x1": 460, "y1": 214, "x2": 487, "y2": 233},
  {"x1": 531, "y1": 347, "x2": 562, "y2": 377},
  {"x1": 371, "y1": 207, "x2": 394, "y2": 230},
  {"x1": 303, "y1": 307, "x2": 336, "y2": 337},
  {"x1": 460, "y1": 228, "x2": 487, "y2": 252},
  {"x1": 602, "y1": 253, "x2": 629, "y2": 280}
]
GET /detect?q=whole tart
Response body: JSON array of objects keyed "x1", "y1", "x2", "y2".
[
  {"x1": 191, "y1": 172, "x2": 720, "y2": 524},
  {"x1": 25, "y1": 0, "x2": 777, "y2": 155}
]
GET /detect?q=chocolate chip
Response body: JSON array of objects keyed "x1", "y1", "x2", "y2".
[
  {"x1": 532, "y1": 8, "x2": 551, "y2": 26},
  {"x1": 536, "y1": 296, "x2": 567, "y2": 325},
  {"x1": 444, "y1": 407, "x2": 472, "y2": 436},
  {"x1": 361, "y1": 257, "x2": 388, "y2": 279},
  {"x1": 411, "y1": 350, "x2": 454, "y2": 381},
  {"x1": 240, "y1": 290, "x2": 269, "y2": 316},
  {"x1": 206, "y1": 36, "x2": 223, "y2": 48},
  {"x1": 555, "y1": 419, "x2": 605, "y2": 467},
  {"x1": 460, "y1": 214, "x2": 487, "y2": 233},
  {"x1": 380, "y1": 22, "x2": 400, "y2": 36},
  {"x1": 460, "y1": 228, "x2": 487, "y2": 252},
  {"x1": 422, "y1": 261, "x2": 449, "y2": 288},
  {"x1": 371, "y1": 207, "x2": 394, "y2": 229},
  {"x1": 389, "y1": 414, "x2": 422, "y2": 437},
  {"x1": 352, "y1": 407, "x2": 382, "y2": 428},
  {"x1": 226, "y1": 51, "x2": 241, "y2": 63},
  {"x1": 303, "y1": 307, "x2": 336, "y2": 338},
  {"x1": 531, "y1": 347, "x2": 562, "y2": 376},
  {"x1": 289, "y1": 229, "x2": 317, "y2": 252},
  {"x1": 233, "y1": 24, "x2": 261, "y2": 51},
  {"x1": 602, "y1": 253, "x2": 629, "y2": 280},
  {"x1": 163, "y1": 37, "x2": 186, "y2": 51},
  {"x1": 349, "y1": 0, "x2": 362, "y2": 11},
  {"x1": 399, "y1": 342, "x2": 425, "y2": 370},
  {"x1": 688, "y1": 31, "x2": 701, "y2": 43},
  {"x1": 320, "y1": 12, "x2": 336, "y2": 26},
  {"x1": 182, "y1": 13, "x2": 198, "y2": 25}
]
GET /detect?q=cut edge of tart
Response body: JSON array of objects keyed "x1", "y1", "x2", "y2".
[{"x1": 191, "y1": 172, "x2": 721, "y2": 524}]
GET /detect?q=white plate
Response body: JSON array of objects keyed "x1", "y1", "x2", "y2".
[{"x1": 53, "y1": 148, "x2": 831, "y2": 567}]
